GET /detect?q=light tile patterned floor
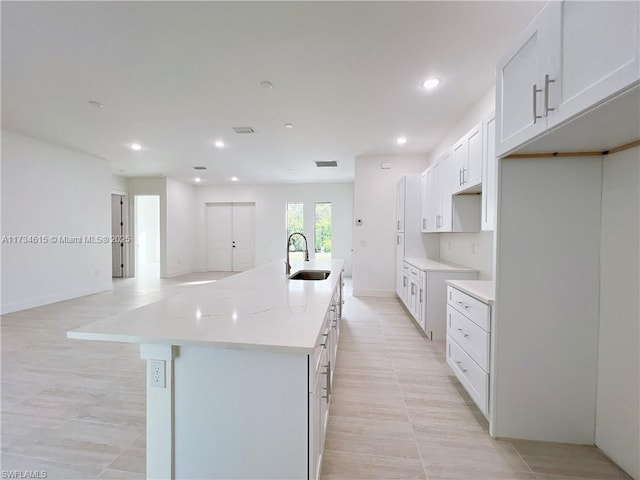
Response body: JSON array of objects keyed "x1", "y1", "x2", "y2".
[{"x1": 0, "y1": 273, "x2": 632, "y2": 480}]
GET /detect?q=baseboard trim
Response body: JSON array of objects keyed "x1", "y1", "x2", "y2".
[{"x1": 1, "y1": 282, "x2": 114, "y2": 314}]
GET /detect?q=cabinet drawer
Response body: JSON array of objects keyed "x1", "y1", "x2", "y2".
[
  {"x1": 447, "y1": 287, "x2": 490, "y2": 331},
  {"x1": 447, "y1": 306, "x2": 490, "y2": 371},
  {"x1": 446, "y1": 335, "x2": 489, "y2": 416}
]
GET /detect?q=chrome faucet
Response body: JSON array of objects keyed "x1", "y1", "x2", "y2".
[{"x1": 286, "y1": 232, "x2": 309, "y2": 274}]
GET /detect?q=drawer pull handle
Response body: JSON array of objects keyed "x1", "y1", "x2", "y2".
[
  {"x1": 455, "y1": 360, "x2": 468, "y2": 373},
  {"x1": 457, "y1": 301, "x2": 470, "y2": 309},
  {"x1": 456, "y1": 327, "x2": 470, "y2": 338}
]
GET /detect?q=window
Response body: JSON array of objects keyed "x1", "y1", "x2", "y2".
[
  {"x1": 286, "y1": 202, "x2": 304, "y2": 259},
  {"x1": 314, "y1": 202, "x2": 332, "y2": 259}
]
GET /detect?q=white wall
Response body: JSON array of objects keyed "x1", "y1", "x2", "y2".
[
  {"x1": 194, "y1": 183, "x2": 353, "y2": 275},
  {"x1": 596, "y1": 146, "x2": 639, "y2": 479},
  {"x1": 111, "y1": 174, "x2": 128, "y2": 194},
  {"x1": 352, "y1": 155, "x2": 432, "y2": 295},
  {"x1": 128, "y1": 177, "x2": 168, "y2": 277},
  {"x1": 166, "y1": 178, "x2": 197, "y2": 277},
  {"x1": 1, "y1": 130, "x2": 112, "y2": 313},
  {"x1": 430, "y1": 87, "x2": 496, "y2": 279}
]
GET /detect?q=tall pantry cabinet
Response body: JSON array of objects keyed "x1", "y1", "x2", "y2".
[
  {"x1": 395, "y1": 175, "x2": 431, "y2": 297},
  {"x1": 492, "y1": 1, "x2": 639, "y2": 478}
]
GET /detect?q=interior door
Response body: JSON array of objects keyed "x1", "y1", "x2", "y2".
[
  {"x1": 231, "y1": 203, "x2": 255, "y2": 272},
  {"x1": 206, "y1": 203, "x2": 255, "y2": 272},
  {"x1": 206, "y1": 204, "x2": 233, "y2": 271},
  {"x1": 111, "y1": 194, "x2": 125, "y2": 277}
]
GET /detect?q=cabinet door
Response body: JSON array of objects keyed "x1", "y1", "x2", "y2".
[
  {"x1": 395, "y1": 233, "x2": 405, "y2": 297},
  {"x1": 420, "y1": 170, "x2": 429, "y2": 233},
  {"x1": 466, "y1": 122, "x2": 483, "y2": 189},
  {"x1": 438, "y1": 151, "x2": 453, "y2": 232},
  {"x1": 425, "y1": 167, "x2": 437, "y2": 232},
  {"x1": 418, "y1": 272, "x2": 427, "y2": 332},
  {"x1": 482, "y1": 114, "x2": 497, "y2": 231},
  {"x1": 401, "y1": 264, "x2": 410, "y2": 306},
  {"x1": 309, "y1": 370, "x2": 322, "y2": 480},
  {"x1": 451, "y1": 139, "x2": 468, "y2": 195},
  {"x1": 396, "y1": 177, "x2": 405, "y2": 232},
  {"x1": 549, "y1": 1, "x2": 640, "y2": 128},
  {"x1": 496, "y1": 2, "x2": 559, "y2": 157}
]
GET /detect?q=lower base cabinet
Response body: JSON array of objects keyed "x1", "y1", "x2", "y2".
[
  {"x1": 445, "y1": 283, "x2": 492, "y2": 418},
  {"x1": 398, "y1": 259, "x2": 478, "y2": 340}
]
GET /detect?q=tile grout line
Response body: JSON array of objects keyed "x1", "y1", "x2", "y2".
[{"x1": 380, "y1": 299, "x2": 431, "y2": 480}]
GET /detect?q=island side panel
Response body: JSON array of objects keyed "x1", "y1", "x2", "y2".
[{"x1": 173, "y1": 345, "x2": 309, "y2": 479}]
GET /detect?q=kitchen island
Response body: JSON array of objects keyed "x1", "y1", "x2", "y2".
[{"x1": 68, "y1": 259, "x2": 344, "y2": 480}]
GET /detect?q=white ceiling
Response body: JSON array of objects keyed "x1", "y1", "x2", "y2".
[{"x1": 1, "y1": 1, "x2": 544, "y2": 185}]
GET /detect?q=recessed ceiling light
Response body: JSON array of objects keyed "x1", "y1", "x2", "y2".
[
  {"x1": 284, "y1": 123, "x2": 294, "y2": 129},
  {"x1": 88, "y1": 100, "x2": 104, "y2": 108},
  {"x1": 422, "y1": 78, "x2": 441, "y2": 89},
  {"x1": 396, "y1": 136, "x2": 407, "y2": 145},
  {"x1": 214, "y1": 140, "x2": 225, "y2": 148},
  {"x1": 194, "y1": 177, "x2": 201, "y2": 183},
  {"x1": 231, "y1": 176, "x2": 239, "y2": 182},
  {"x1": 260, "y1": 80, "x2": 273, "y2": 89},
  {"x1": 131, "y1": 143, "x2": 142, "y2": 151}
]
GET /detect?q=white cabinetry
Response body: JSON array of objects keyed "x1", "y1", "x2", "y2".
[
  {"x1": 481, "y1": 113, "x2": 496, "y2": 231},
  {"x1": 399, "y1": 259, "x2": 478, "y2": 341},
  {"x1": 396, "y1": 176, "x2": 406, "y2": 232},
  {"x1": 395, "y1": 232, "x2": 405, "y2": 297},
  {"x1": 496, "y1": 0, "x2": 640, "y2": 157},
  {"x1": 309, "y1": 274, "x2": 342, "y2": 480},
  {"x1": 396, "y1": 175, "x2": 428, "y2": 295},
  {"x1": 446, "y1": 283, "x2": 492, "y2": 418},
  {"x1": 421, "y1": 152, "x2": 480, "y2": 234},
  {"x1": 452, "y1": 121, "x2": 483, "y2": 194}
]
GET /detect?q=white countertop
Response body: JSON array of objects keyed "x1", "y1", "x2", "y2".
[
  {"x1": 404, "y1": 257, "x2": 478, "y2": 273},
  {"x1": 68, "y1": 259, "x2": 344, "y2": 354},
  {"x1": 446, "y1": 279, "x2": 495, "y2": 305}
]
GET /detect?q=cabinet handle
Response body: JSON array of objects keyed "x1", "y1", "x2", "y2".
[
  {"x1": 457, "y1": 327, "x2": 469, "y2": 338},
  {"x1": 322, "y1": 362, "x2": 331, "y2": 402},
  {"x1": 459, "y1": 168, "x2": 463, "y2": 186},
  {"x1": 403, "y1": 277, "x2": 407, "y2": 287},
  {"x1": 422, "y1": 218, "x2": 426, "y2": 229},
  {"x1": 462, "y1": 167, "x2": 467, "y2": 184},
  {"x1": 544, "y1": 74, "x2": 555, "y2": 117},
  {"x1": 397, "y1": 220, "x2": 400, "y2": 230},
  {"x1": 320, "y1": 332, "x2": 329, "y2": 348},
  {"x1": 532, "y1": 84, "x2": 543, "y2": 124},
  {"x1": 456, "y1": 301, "x2": 470, "y2": 309},
  {"x1": 419, "y1": 289, "x2": 423, "y2": 303},
  {"x1": 455, "y1": 360, "x2": 468, "y2": 373}
]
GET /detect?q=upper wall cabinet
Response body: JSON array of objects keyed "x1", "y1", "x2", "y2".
[
  {"x1": 396, "y1": 176, "x2": 406, "y2": 232},
  {"x1": 452, "y1": 121, "x2": 483, "y2": 194},
  {"x1": 496, "y1": 0, "x2": 640, "y2": 157},
  {"x1": 481, "y1": 113, "x2": 496, "y2": 232},
  {"x1": 422, "y1": 150, "x2": 452, "y2": 233},
  {"x1": 422, "y1": 149, "x2": 480, "y2": 234}
]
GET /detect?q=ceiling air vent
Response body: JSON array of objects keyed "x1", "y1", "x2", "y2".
[
  {"x1": 232, "y1": 127, "x2": 255, "y2": 134},
  {"x1": 315, "y1": 161, "x2": 338, "y2": 168},
  {"x1": 193, "y1": 166, "x2": 207, "y2": 170}
]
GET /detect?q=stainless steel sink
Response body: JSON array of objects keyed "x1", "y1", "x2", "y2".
[{"x1": 289, "y1": 269, "x2": 331, "y2": 281}]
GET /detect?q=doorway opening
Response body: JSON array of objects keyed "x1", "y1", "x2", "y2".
[{"x1": 134, "y1": 195, "x2": 160, "y2": 279}]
